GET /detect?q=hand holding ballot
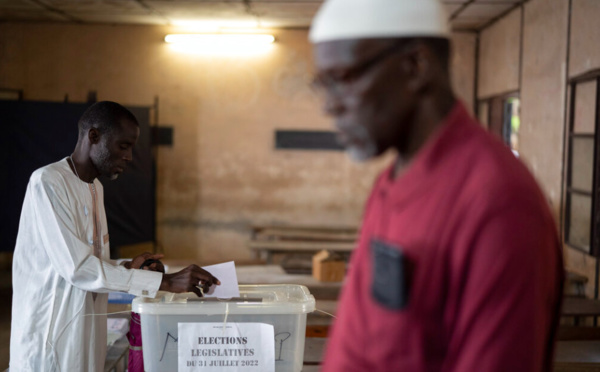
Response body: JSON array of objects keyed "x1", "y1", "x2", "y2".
[{"x1": 160, "y1": 264, "x2": 221, "y2": 297}]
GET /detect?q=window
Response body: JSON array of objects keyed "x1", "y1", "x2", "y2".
[
  {"x1": 505, "y1": 97, "x2": 521, "y2": 155},
  {"x1": 565, "y1": 74, "x2": 599, "y2": 255},
  {"x1": 478, "y1": 92, "x2": 521, "y2": 156}
]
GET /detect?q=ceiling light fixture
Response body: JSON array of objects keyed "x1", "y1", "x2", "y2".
[{"x1": 164, "y1": 33, "x2": 275, "y2": 55}]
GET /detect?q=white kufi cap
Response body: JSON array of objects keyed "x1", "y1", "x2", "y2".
[{"x1": 309, "y1": 0, "x2": 450, "y2": 43}]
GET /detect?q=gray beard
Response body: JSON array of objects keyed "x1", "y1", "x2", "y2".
[
  {"x1": 345, "y1": 125, "x2": 378, "y2": 162},
  {"x1": 346, "y1": 143, "x2": 377, "y2": 162},
  {"x1": 341, "y1": 122, "x2": 378, "y2": 162}
]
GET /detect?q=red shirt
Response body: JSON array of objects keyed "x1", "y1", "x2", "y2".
[{"x1": 322, "y1": 102, "x2": 563, "y2": 372}]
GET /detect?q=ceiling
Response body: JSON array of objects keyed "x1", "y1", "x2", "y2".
[{"x1": 0, "y1": 0, "x2": 527, "y2": 32}]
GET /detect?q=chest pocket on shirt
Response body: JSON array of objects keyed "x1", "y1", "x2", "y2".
[{"x1": 371, "y1": 239, "x2": 410, "y2": 310}]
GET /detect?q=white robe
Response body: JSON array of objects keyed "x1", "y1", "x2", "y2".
[{"x1": 10, "y1": 158, "x2": 162, "y2": 372}]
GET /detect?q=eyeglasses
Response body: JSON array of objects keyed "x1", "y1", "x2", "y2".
[{"x1": 311, "y1": 41, "x2": 411, "y2": 99}]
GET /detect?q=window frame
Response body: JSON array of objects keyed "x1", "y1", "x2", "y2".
[
  {"x1": 477, "y1": 91, "x2": 520, "y2": 149},
  {"x1": 565, "y1": 71, "x2": 600, "y2": 256}
]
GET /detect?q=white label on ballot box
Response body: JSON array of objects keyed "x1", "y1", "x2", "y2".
[{"x1": 178, "y1": 322, "x2": 275, "y2": 372}]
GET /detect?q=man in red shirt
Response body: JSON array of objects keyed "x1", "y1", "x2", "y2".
[{"x1": 309, "y1": 0, "x2": 564, "y2": 371}]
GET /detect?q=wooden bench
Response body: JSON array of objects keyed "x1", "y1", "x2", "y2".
[
  {"x1": 555, "y1": 341, "x2": 600, "y2": 371},
  {"x1": 254, "y1": 227, "x2": 357, "y2": 242},
  {"x1": 248, "y1": 225, "x2": 358, "y2": 264},
  {"x1": 563, "y1": 298, "x2": 600, "y2": 317},
  {"x1": 565, "y1": 271, "x2": 589, "y2": 298},
  {"x1": 562, "y1": 297, "x2": 600, "y2": 326},
  {"x1": 558, "y1": 326, "x2": 600, "y2": 341},
  {"x1": 302, "y1": 338, "x2": 600, "y2": 371}
]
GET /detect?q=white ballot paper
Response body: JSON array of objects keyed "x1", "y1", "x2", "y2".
[
  {"x1": 202, "y1": 261, "x2": 240, "y2": 298},
  {"x1": 178, "y1": 323, "x2": 275, "y2": 372}
]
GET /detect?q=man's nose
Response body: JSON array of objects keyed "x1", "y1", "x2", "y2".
[{"x1": 124, "y1": 149, "x2": 133, "y2": 162}]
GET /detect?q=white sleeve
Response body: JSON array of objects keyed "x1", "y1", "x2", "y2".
[{"x1": 31, "y1": 173, "x2": 162, "y2": 298}]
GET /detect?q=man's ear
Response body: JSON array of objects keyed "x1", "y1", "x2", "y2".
[{"x1": 88, "y1": 128, "x2": 101, "y2": 145}]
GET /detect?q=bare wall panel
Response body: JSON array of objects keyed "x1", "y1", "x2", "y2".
[
  {"x1": 569, "y1": 0, "x2": 600, "y2": 78},
  {"x1": 519, "y1": 0, "x2": 568, "y2": 219},
  {"x1": 451, "y1": 32, "x2": 477, "y2": 112},
  {"x1": 478, "y1": 8, "x2": 522, "y2": 99}
]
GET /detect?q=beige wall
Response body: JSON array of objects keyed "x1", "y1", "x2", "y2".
[
  {"x1": 520, "y1": 0, "x2": 598, "y2": 297},
  {"x1": 570, "y1": 0, "x2": 600, "y2": 78},
  {"x1": 520, "y1": 0, "x2": 568, "y2": 219},
  {"x1": 477, "y1": 0, "x2": 600, "y2": 295},
  {"x1": 478, "y1": 8, "x2": 522, "y2": 98},
  {"x1": 0, "y1": 23, "x2": 476, "y2": 264},
  {"x1": 451, "y1": 32, "x2": 477, "y2": 110}
]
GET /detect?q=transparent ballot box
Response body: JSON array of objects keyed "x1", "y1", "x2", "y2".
[{"x1": 132, "y1": 284, "x2": 316, "y2": 372}]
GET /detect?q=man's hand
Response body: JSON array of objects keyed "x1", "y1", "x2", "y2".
[
  {"x1": 124, "y1": 252, "x2": 165, "y2": 273},
  {"x1": 159, "y1": 264, "x2": 220, "y2": 297}
]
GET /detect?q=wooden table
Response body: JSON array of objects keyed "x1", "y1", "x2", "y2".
[
  {"x1": 248, "y1": 240, "x2": 355, "y2": 264},
  {"x1": 249, "y1": 225, "x2": 357, "y2": 264},
  {"x1": 304, "y1": 337, "x2": 327, "y2": 364},
  {"x1": 252, "y1": 225, "x2": 357, "y2": 235},
  {"x1": 565, "y1": 271, "x2": 588, "y2": 297},
  {"x1": 562, "y1": 297, "x2": 600, "y2": 326},
  {"x1": 301, "y1": 366, "x2": 322, "y2": 372},
  {"x1": 301, "y1": 338, "x2": 600, "y2": 371},
  {"x1": 562, "y1": 297, "x2": 600, "y2": 317},
  {"x1": 256, "y1": 228, "x2": 357, "y2": 242},
  {"x1": 555, "y1": 340, "x2": 600, "y2": 371}
]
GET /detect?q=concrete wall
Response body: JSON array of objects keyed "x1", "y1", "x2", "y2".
[
  {"x1": 478, "y1": 8, "x2": 521, "y2": 99},
  {"x1": 0, "y1": 23, "x2": 476, "y2": 264},
  {"x1": 520, "y1": 0, "x2": 568, "y2": 219},
  {"x1": 451, "y1": 32, "x2": 477, "y2": 110},
  {"x1": 570, "y1": 0, "x2": 600, "y2": 78}
]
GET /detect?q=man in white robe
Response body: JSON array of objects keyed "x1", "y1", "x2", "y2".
[{"x1": 10, "y1": 101, "x2": 219, "y2": 371}]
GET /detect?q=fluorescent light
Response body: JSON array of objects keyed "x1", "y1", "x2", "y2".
[
  {"x1": 164, "y1": 33, "x2": 275, "y2": 55},
  {"x1": 165, "y1": 34, "x2": 275, "y2": 46}
]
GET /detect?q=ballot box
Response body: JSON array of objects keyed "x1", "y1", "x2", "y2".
[{"x1": 132, "y1": 284, "x2": 315, "y2": 372}]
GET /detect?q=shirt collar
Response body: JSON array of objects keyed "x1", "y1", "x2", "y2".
[{"x1": 377, "y1": 101, "x2": 474, "y2": 204}]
